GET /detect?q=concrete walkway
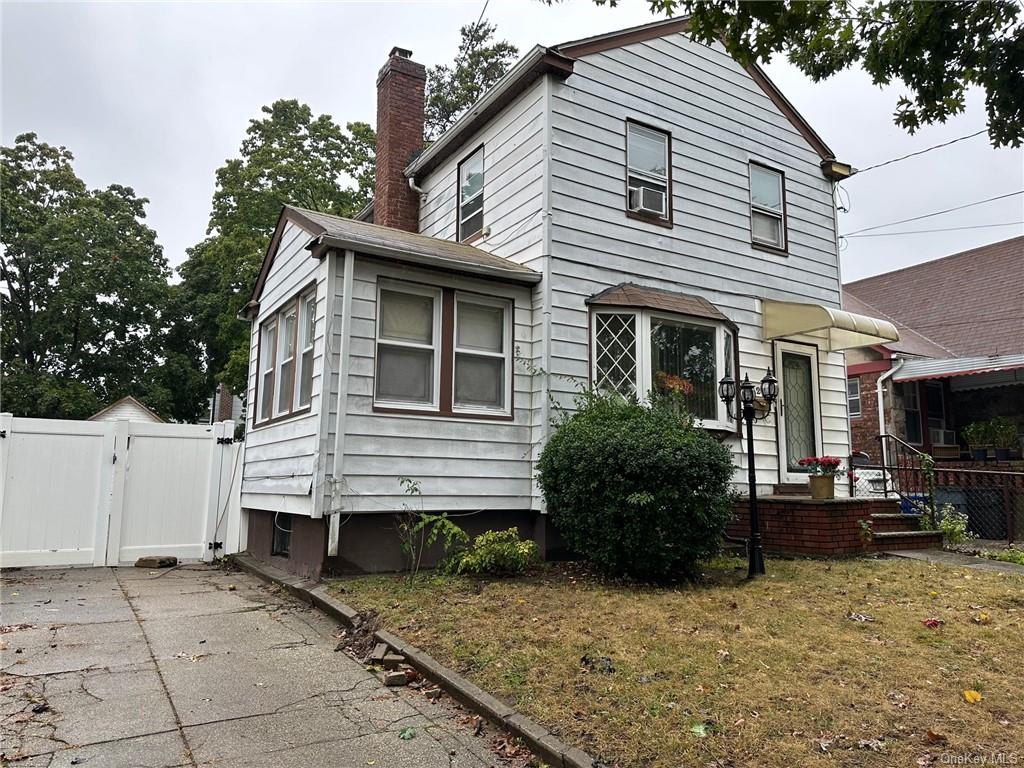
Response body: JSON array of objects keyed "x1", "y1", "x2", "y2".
[
  {"x1": 886, "y1": 548, "x2": 1024, "y2": 573},
  {"x1": 1, "y1": 565, "x2": 500, "y2": 767}
]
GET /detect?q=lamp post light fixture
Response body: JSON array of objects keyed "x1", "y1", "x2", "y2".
[{"x1": 718, "y1": 368, "x2": 779, "y2": 578}]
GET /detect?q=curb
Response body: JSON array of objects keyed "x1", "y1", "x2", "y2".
[{"x1": 230, "y1": 554, "x2": 597, "y2": 768}]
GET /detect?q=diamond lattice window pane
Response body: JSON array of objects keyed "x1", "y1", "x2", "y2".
[{"x1": 594, "y1": 313, "x2": 638, "y2": 396}]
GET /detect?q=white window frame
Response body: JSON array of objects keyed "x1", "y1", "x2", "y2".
[
  {"x1": 626, "y1": 122, "x2": 670, "y2": 220},
  {"x1": 457, "y1": 146, "x2": 484, "y2": 241},
  {"x1": 590, "y1": 308, "x2": 733, "y2": 431},
  {"x1": 275, "y1": 303, "x2": 298, "y2": 417},
  {"x1": 258, "y1": 319, "x2": 277, "y2": 423},
  {"x1": 452, "y1": 292, "x2": 513, "y2": 416},
  {"x1": 373, "y1": 280, "x2": 442, "y2": 411},
  {"x1": 749, "y1": 163, "x2": 786, "y2": 250},
  {"x1": 847, "y1": 378, "x2": 862, "y2": 418},
  {"x1": 296, "y1": 289, "x2": 316, "y2": 409}
]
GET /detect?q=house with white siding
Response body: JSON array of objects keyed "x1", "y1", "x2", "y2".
[{"x1": 239, "y1": 18, "x2": 899, "y2": 577}]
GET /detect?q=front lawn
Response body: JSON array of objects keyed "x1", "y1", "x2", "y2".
[{"x1": 329, "y1": 557, "x2": 1024, "y2": 768}]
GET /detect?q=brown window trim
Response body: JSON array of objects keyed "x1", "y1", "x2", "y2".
[
  {"x1": 625, "y1": 118, "x2": 673, "y2": 227},
  {"x1": 748, "y1": 160, "x2": 789, "y2": 255},
  {"x1": 252, "y1": 280, "x2": 317, "y2": 430},
  {"x1": 372, "y1": 282, "x2": 515, "y2": 421},
  {"x1": 456, "y1": 144, "x2": 485, "y2": 242}
]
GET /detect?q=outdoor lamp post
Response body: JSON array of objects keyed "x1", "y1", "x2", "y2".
[{"x1": 718, "y1": 369, "x2": 779, "y2": 578}]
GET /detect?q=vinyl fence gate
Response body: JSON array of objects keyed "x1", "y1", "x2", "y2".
[{"x1": 0, "y1": 415, "x2": 243, "y2": 568}]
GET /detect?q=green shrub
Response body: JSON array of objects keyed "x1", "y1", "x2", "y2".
[
  {"x1": 448, "y1": 528, "x2": 538, "y2": 576},
  {"x1": 536, "y1": 391, "x2": 736, "y2": 581}
]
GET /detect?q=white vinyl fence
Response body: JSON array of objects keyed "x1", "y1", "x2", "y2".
[{"x1": 0, "y1": 414, "x2": 244, "y2": 567}]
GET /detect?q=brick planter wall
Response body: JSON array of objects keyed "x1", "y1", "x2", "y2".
[{"x1": 728, "y1": 496, "x2": 903, "y2": 556}]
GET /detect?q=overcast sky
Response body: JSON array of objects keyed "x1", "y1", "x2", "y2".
[{"x1": 3, "y1": 0, "x2": 1022, "y2": 284}]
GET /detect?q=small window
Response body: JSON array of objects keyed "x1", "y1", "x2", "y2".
[
  {"x1": 297, "y1": 291, "x2": 316, "y2": 407},
  {"x1": 594, "y1": 312, "x2": 639, "y2": 397},
  {"x1": 847, "y1": 378, "x2": 862, "y2": 418},
  {"x1": 457, "y1": 147, "x2": 484, "y2": 241},
  {"x1": 454, "y1": 297, "x2": 510, "y2": 412},
  {"x1": 276, "y1": 306, "x2": 297, "y2": 415},
  {"x1": 375, "y1": 284, "x2": 440, "y2": 408},
  {"x1": 271, "y1": 512, "x2": 292, "y2": 557},
  {"x1": 259, "y1": 321, "x2": 277, "y2": 422},
  {"x1": 749, "y1": 164, "x2": 786, "y2": 250},
  {"x1": 626, "y1": 122, "x2": 670, "y2": 220},
  {"x1": 901, "y1": 382, "x2": 922, "y2": 445}
]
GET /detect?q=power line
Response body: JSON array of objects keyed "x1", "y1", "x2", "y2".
[
  {"x1": 473, "y1": 0, "x2": 490, "y2": 30},
  {"x1": 846, "y1": 221, "x2": 1024, "y2": 238},
  {"x1": 852, "y1": 129, "x2": 988, "y2": 175},
  {"x1": 842, "y1": 190, "x2": 1024, "y2": 237}
]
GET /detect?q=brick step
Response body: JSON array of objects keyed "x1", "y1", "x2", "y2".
[
  {"x1": 870, "y1": 512, "x2": 924, "y2": 533},
  {"x1": 869, "y1": 530, "x2": 943, "y2": 552},
  {"x1": 772, "y1": 483, "x2": 810, "y2": 496}
]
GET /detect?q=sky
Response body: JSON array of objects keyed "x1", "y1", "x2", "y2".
[{"x1": 2, "y1": 0, "x2": 1022, "y2": 284}]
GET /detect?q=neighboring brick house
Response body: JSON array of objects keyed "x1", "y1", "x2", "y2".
[{"x1": 844, "y1": 235, "x2": 1024, "y2": 461}]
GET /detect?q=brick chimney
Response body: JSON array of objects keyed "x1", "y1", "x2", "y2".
[{"x1": 375, "y1": 46, "x2": 426, "y2": 232}]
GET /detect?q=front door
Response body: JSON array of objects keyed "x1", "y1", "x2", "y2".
[{"x1": 775, "y1": 342, "x2": 822, "y2": 483}]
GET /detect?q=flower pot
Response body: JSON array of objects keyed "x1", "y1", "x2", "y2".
[
  {"x1": 995, "y1": 447, "x2": 1010, "y2": 461},
  {"x1": 809, "y1": 475, "x2": 835, "y2": 500},
  {"x1": 971, "y1": 448, "x2": 987, "y2": 461}
]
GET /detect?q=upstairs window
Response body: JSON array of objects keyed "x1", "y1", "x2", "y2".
[
  {"x1": 592, "y1": 309, "x2": 733, "y2": 430},
  {"x1": 626, "y1": 122, "x2": 670, "y2": 222},
  {"x1": 458, "y1": 146, "x2": 484, "y2": 241},
  {"x1": 749, "y1": 163, "x2": 786, "y2": 250},
  {"x1": 847, "y1": 378, "x2": 862, "y2": 418}
]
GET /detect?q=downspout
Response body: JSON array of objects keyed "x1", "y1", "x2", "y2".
[
  {"x1": 330, "y1": 249, "x2": 356, "y2": 503},
  {"x1": 876, "y1": 357, "x2": 904, "y2": 467},
  {"x1": 408, "y1": 177, "x2": 425, "y2": 197},
  {"x1": 539, "y1": 74, "x2": 554, "y2": 501}
]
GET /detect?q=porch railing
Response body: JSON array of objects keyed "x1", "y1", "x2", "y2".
[{"x1": 870, "y1": 434, "x2": 1023, "y2": 544}]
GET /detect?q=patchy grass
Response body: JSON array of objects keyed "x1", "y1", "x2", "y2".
[{"x1": 329, "y1": 557, "x2": 1024, "y2": 768}]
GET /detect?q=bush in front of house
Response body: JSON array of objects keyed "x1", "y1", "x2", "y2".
[
  {"x1": 447, "y1": 527, "x2": 539, "y2": 576},
  {"x1": 536, "y1": 390, "x2": 736, "y2": 581}
]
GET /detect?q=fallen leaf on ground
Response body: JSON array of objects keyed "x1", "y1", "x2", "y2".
[
  {"x1": 398, "y1": 726, "x2": 416, "y2": 740},
  {"x1": 973, "y1": 613, "x2": 991, "y2": 625},
  {"x1": 922, "y1": 618, "x2": 944, "y2": 629},
  {"x1": 925, "y1": 730, "x2": 948, "y2": 745},
  {"x1": 963, "y1": 689, "x2": 982, "y2": 703}
]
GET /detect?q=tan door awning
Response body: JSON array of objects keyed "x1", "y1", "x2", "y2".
[{"x1": 763, "y1": 300, "x2": 899, "y2": 351}]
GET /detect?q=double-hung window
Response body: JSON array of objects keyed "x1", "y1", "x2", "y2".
[
  {"x1": 254, "y1": 284, "x2": 317, "y2": 427},
  {"x1": 457, "y1": 147, "x2": 484, "y2": 241},
  {"x1": 592, "y1": 308, "x2": 734, "y2": 430},
  {"x1": 297, "y1": 290, "x2": 316, "y2": 408},
  {"x1": 375, "y1": 285, "x2": 441, "y2": 409},
  {"x1": 374, "y1": 281, "x2": 512, "y2": 417},
  {"x1": 749, "y1": 163, "x2": 786, "y2": 250},
  {"x1": 626, "y1": 122, "x2": 670, "y2": 221},
  {"x1": 847, "y1": 378, "x2": 862, "y2": 418},
  {"x1": 454, "y1": 296, "x2": 510, "y2": 412}
]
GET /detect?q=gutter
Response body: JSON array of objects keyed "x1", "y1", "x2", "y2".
[{"x1": 876, "y1": 357, "x2": 904, "y2": 466}]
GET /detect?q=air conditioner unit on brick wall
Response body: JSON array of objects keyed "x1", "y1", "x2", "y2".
[
  {"x1": 628, "y1": 185, "x2": 666, "y2": 217},
  {"x1": 930, "y1": 428, "x2": 956, "y2": 446}
]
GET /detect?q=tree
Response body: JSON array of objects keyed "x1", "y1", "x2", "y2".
[
  {"x1": 425, "y1": 21, "x2": 519, "y2": 139},
  {"x1": 571, "y1": 0, "x2": 1023, "y2": 147},
  {"x1": 175, "y1": 101, "x2": 376, "y2": 397},
  {"x1": 0, "y1": 133, "x2": 199, "y2": 420}
]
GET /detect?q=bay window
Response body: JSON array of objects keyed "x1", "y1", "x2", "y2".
[
  {"x1": 258, "y1": 321, "x2": 277, "y2": 422},
  {"x1": 297, "y1": 290, "x2": 316, "y2": 407},
  {"x1": 592, "y1": 308, "x2": 734, "y2": 430},
  {"x1": 253, "y1": 283, "x2": 317, "y2": 427},
  {"x1": 374, "y1": 280, "x2": 512, "y2": 417},
  {"x1": 276, "y1": 305, "x2": 297, "y2": 414}
]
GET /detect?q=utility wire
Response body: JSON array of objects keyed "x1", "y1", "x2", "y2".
[
  {"x1": 842, "y1": 190, "x2": 1024, "y2": 237},
  {"x1": 846, "y1": 221, "x2": 1024, "y2": 238},
  {"x1": 852, "y1": 129, "x2": 988, "y2": 175}
]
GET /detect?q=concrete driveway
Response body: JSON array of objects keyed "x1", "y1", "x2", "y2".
[{"x1": 1, "y1": 565, "x2": 502, "y2": 767}]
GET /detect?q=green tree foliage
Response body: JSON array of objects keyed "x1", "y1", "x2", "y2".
[
  {"x1": 425, "y1": 21, "x2": 519, "y2": 139},
  {"x1": 536, "y1": 391, "x2": 736, "y2": 581},
  {"x1": 571, "y1": 0, "x2": 1024, "y2": 147},
  {"x1": 176, "y1": 101, "x2": 376, "y2": 396},
  {"x1": 0, "y1": 133, "x2": 203, "y2": 420}
]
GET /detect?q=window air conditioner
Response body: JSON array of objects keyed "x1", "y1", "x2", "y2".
[{"x1": 628, "y1": 186, "x2": 666, "y2": 217}]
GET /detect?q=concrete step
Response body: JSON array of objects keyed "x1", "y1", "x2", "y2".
[
  {"x1": 870, "y1": 512, "x2": 924, "y2": 533},
  {"x1": 869, "y1": 530, "x2": 943, "y2": 552}
]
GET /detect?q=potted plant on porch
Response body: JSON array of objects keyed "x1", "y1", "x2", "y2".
[
  {"x1": 798, "y1": 456, "x2": 843, "y2": 500},
  {"x1": 962, "y1": 421, "x2": 992, "y2": 461},
  {"x1": 990, "y1": 417, "x2": 1018, "y2": 461}
]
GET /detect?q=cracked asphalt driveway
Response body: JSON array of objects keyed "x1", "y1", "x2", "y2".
[{"x1": 1, "y1": 565, "x2": 502, "y2": 767}]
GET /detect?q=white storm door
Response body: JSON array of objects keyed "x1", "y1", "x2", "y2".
[{"x1": 775, "y1": 342, "x2": 823, "y2": 484}]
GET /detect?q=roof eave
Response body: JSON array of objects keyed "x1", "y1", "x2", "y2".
[
  {"x1": 405, "y1": 46, "x2": 574, "y2": 180},
  {"x1": 317, "y1": 234, "x2": 542, "y2": 285}
]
